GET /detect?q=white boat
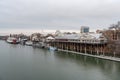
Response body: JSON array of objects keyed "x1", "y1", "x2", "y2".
[
  {"x1": 25, "y1": 41, "x2": 33, "y2": 46},
  {"x1": 19, "y1": 38, "x2": 28, "y2": 45},
  {"x1": 32, "y1": 42, "x2": 46, "y2": 48},
  {"x1": 6, "y1": 37, "x2": 19, "y2": 44},
  {"x1": 49, "y1": 46, "x2": 57, "y2": 51}
]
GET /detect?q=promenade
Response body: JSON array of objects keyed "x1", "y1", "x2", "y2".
[{"x1": 58, "y1": 49, "x2": 120, "y2": 62}]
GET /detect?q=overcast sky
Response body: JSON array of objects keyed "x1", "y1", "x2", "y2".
[{"x1": 0, "y1": 0, "x2": 120, "y2": 34}]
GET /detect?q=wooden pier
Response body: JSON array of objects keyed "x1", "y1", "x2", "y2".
[{"x1": 49, "y1": 41, "x2": 109, "y2": 56}]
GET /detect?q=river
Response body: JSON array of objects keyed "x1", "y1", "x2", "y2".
[{"x1": 0, "y1": 41, "x2": 120, "y2": 80}]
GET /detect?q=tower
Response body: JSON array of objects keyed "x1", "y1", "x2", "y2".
[{"x1": 80, "y1": 26, "x2": 89, "y2": 33}]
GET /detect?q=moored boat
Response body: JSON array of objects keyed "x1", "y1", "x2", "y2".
[
  {"x1": 25, "y1": 41, "x2": 33, "y2": 46},
  {"x1": 49, "y1": 46, "x2": 57, "y2": 51},
  {"x1": 19, "y1": 38, "x2": 28, "y2": 45},
  {"x1": 6, "y1": 37, "x2": 19, "y2": 44}
]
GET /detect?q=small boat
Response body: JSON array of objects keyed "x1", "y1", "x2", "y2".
[
  {"x1": 6, "y1": 37, "x2": 19, "y2": 44},
  {"x1": 19, "y1": 38, "x2": 28, "y2": 45},
  {"x1": 32, "y1": 42, "x2": 45, "y2": 48},
  {"x1": 49, "y1": 46, "x2": 57, "y2": 51},
  {"x1": 25, "y1": 41, "x2": 33, "y2": 46}
]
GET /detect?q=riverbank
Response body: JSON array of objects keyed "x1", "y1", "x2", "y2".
[
  {"x1": 58, "y1": 49, "x2": 120, "y2": 62},
  {"x1": 4, "y1": 38, "x2": 120, "y2": 62}
]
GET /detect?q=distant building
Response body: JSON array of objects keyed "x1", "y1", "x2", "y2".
[
  {"x1": 106, "y1": 21, "x2": 120, "y2": 41},
  {"x1": 103, "y1": 29, "x2": 120, "y2": 41},
  {"x1": 81, "y1": 26, "x2": 89, "y2": 33}
]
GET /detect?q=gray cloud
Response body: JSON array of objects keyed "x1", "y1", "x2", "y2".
[{"x1": 0, "y1": 0, "x2": 120, "y2": 31}]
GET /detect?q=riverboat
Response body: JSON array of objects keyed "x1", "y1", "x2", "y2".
[{"x1": 6, "y1": 37, "x2": 19, "y2": 44}]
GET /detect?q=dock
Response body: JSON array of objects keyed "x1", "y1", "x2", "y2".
[{"x1": 58, "y1": 49, "x2": 120, "y2": 62}]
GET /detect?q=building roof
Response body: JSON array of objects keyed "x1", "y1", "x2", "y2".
[
  {"x1": 46, "y1": 36, "x2": 55, "y2": 40},
  {"x1": 55, "y1": 33, "x2": 104, "y2": 40}
]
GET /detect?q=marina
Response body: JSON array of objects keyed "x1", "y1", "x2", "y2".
[{"x1": 5, "y1": 35, "x2": 120, "y2": 62}]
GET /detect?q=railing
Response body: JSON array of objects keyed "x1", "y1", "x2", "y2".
[{"x1": 50, "y1": 40, "x2": 107, "y2": 44}]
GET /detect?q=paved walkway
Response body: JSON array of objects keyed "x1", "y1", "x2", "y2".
[{"x1": 58, "y1": 49, "x2": 120, "y2": 62}]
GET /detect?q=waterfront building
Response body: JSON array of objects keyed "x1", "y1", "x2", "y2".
[
  {"x1": 103, "y1": 30, "x2": 119, "y2": 41},
  {"x1": 102, "y1": 22, "x2": 120, "y2": 55},
  {"x1": 49, "y1": 32, "x2": 108, "y2": 56},
  {"x1": 54, "y1": 33, "x2": 107, "y2": 44}
]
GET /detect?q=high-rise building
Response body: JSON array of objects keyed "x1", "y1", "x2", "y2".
[{"x1": 80, "y1": 26, "x2": 89, "y2": 33}]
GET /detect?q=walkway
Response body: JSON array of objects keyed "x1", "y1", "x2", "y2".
[{"x1": 58, "y1": 49, "x2": 120, "y2": 62}]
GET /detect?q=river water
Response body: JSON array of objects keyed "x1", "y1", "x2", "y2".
[{"x1": 0, "y1": 41, "x2": 120, "y2": 80}]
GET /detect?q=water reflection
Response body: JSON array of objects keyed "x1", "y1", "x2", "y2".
[
  {"x1": 0, "y1": 41, "x2": 120, "y2": 80},
  {"x1": 54, "y1": 51, "x2": 120, "y2": 80}
]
